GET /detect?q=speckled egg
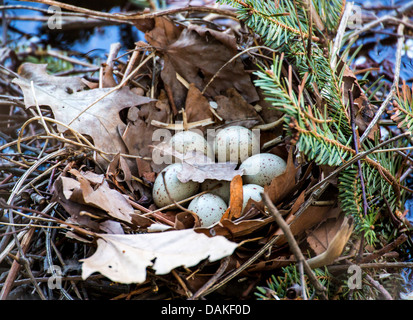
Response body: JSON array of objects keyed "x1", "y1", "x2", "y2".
[
  {"x1": 169, "y1": 130, "x2": 212, "y2": 158},
  {"x1": 214, "y1": 126, "x2": 255, "y2": 163},
  {"x1": 188, "y1": 193, "x2": 228, "y2": 227},
  {"x1": 242, "y1": 184, "x2": 264, "y2": 210},
  {"x1": 152, "y1": 163, "x2": 199, "y2": 208},
  {"x1": 200, "y1": 179, "x2": 231, "y2": 204},
  {"x1": 239, "y1": 153, "x2": 287, "y2": 187}
]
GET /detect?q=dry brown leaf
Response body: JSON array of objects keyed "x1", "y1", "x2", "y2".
[
  {"x1": 106, "y1": 153, "x2": 134, "y2": 193},
  {"x1": 214, "y1": 88, "x2": 264, "y2": 128},
  {"x1": 223, "y1": 175, "x2": 243, "y2": 220},
  {"x1": 264, "y1": 149, "x2": 298, "y2": 204},
  {"x1": 14, "y1": 63, "x2": 154, "y2": 169},
  {"x1": 195, "y1": 217, "x2": 273, "y2": 239},
  {"x1": 306, "y1": 208, "x2": 343, "y2": 256},
  {"x1": 140, "y1": 17, "x2": 259, "y2": 110},
  {"x1": 51, "y1": 177, "x2": 101, "y2": 231},
  {"x1": 341, "y1": 62, "x2": 378, "y2": 139},
  {"x1": 121, "y1": 90, "x2": 171, "y2": 174},
  {"x1": 81, "y1": 229, "x2": 238, "y2": 284},
  {"x1": 273, "y1": 205, "x2": 333, "y2": 247},
  {"x1": 54, "y1": 169, "x2": 134, "y2": 224},
  {"x1": 185, "y1": 83, "x2": 214, "y2": 128},
  {"x1": 307, "y1": 216, "x2": 354, "y2": 268}
]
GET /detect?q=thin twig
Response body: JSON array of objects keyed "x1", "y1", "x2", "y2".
[
  {"x1": 20, "y1": 0, "x2": 238, "y2": 20},
  {"x1": 364, "y1": 273, "x2": 393, "y2": 300},
  {"x1": 360, "y1": 233, "x2": 408, "y2": 264},
  {"x1": 201, "y1": 45, "x2": 279, "y2": 95},
  {"x1": 359, "y1": 16, "x2": 406, "y2": 143},
  {"x1": 348, "y1": 89, "x2": 368, "y2": 216},
  {"x1": 188, "y1": 256, "x2": 230, "y2": 300},
  {"x1": 262, "y1": 192, "x2": 328, "y2": 299}
]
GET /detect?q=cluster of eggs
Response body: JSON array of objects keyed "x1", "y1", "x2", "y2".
[{"x1": 152, "y1": 126, "x2": 287, "y2": 227}]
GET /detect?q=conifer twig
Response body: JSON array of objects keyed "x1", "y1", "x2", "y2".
[{"x1": 306, "y1": 132, "x2": 411, "y2": 196}]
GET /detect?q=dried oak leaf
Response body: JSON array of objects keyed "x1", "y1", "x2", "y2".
[
  {"x1": 185, "y1": 83, "x2": 214, "y2": 128},
  {"x1": 81, "y1": 229, "x2": 238, "y2": 284},
  {"x1": 54, "y1": 169, "x2": 134, "y2": 224},
  {"x1": 273, "y1": 205, "x2": 333, "y2": 247},
  {"x1": 51, "y1": 176, "x2": 101, "y2": 231},
  {"x1": 121, "y1": 90, "x2": 171, "y2": 174},
  {"x1": 340, "y1": 62, "x2": 378, "y2": 139},
  {"x1": 214, "y1": 88, "x2": 264, "y2": 128},
  {"x1": 14, "y1": 63, "x2": 154, "y2": 169},
  {"x1": 306, "y1": 208, "x2": 343, "y2": 256},
  {"x1": 141, "y1": 17, "x2": 259, "y2": 110}
]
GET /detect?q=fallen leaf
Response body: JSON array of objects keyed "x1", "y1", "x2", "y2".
[
  {"x1": 221, "y1": 175, "x2": 243, "y2": 221},
  {"x1": 306, "y1": 208, "x2": 343, "y2": 256},
  {"x1": 140, "y1": 17, "x2": 259, "y2": 110},
  {"x1": 54, "y1": 169, "x2": 134, "y2": 224},
  {"x1": 307, "y1": 216, "x2": 354, "y2": 268},
  {"x1": 214, "y1": 88, "x2": 264, "y2": 128},
  {"x1": 264, "y1": 149, "x2": 298, "y2": 204},
  {"x1": 51, "y1": 176, "x2": 101, "y2": 231},
  {"x1": 340, "y1": 62, "x2": 378, "y2": 139},
  {"x1": 153, "y1": 144, "x2": 243, "y2": 183},
  {"x1": 273, "y1": 205, "x2": 333, "y2": 247},
  {"x1": 106, "y1": 153, "x2": 134, "y2": 193},
  {"x1": 185, "y1": 84, "x2": 214, "y2": 129},
  {"x1": 195, "y1": 217, "x2": 273, "y2": 239},
  {"x1": 14, "y1": 63, "x2": 154, "y2": 169},
  {"x1": 81, "y1": 229, "x2": 238, "y2": 284},
  {"x1": 121, "y1": 90, "x2": 171, "y2": 174}
]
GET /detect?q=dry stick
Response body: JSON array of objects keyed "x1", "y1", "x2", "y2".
[
  {"x1": 0, "y1": 4, "x2": 129, "y2": 24},
  {"x1": 298, "y1": 260, "x2": 308, "y2": 300},
  {"x1": 359, "y1": 16, "x2": 406, "y2": 143},
  {"x1": 171, "y1": 270, "x2": 192, "y2": 298},
  {"x1": 103, "y1": 42, "x2": 122, "y2": 84},
  {"x1": 0, "y1": 151, "x2": 65, "y2": 300},
  {"x1": 45, "y1": 50, "x2": 97, "y2": 68},
  {"x1": 360, "y1": 233, "x2": 408, "y2": 264},
  {"x1": 348, "y1": 88, "x2": 368, "y2": 262},
  {"x1": 121, "y1": 45, "x2": 141, "y2": 85},
  {"x1": 262, "y1": 193, "x2": 328, "y2": 300},
  {"x1": 333, "y1": 261, "x2": 413, "y2": 270},
  {"x1": 331, "y1": 2, "x2": 354, "y2": 69},
  {"x1": 364, "y1": 273, "x2": 393, "y2": 300},
  {"x1": 0, "y1": 228, "x2": 44, "y2": 300},
  {"x1": 188, "y1": 256, "x2": 230, "y2": 300},
  {"x1": 20, "y1": 0, "x2": 238, "y2": 20}
]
